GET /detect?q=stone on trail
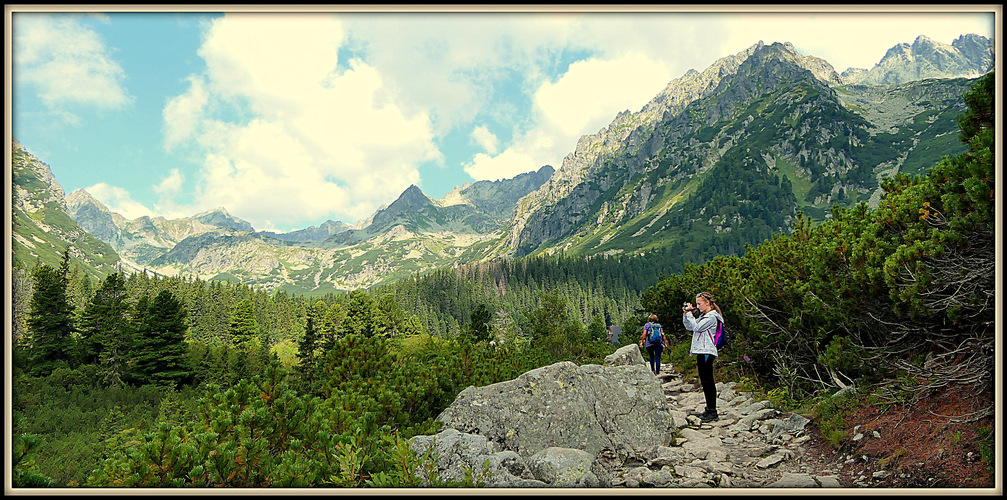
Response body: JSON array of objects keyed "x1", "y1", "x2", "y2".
[{"x1": 768, "y1": 472, "x2": 821, "y2": 488}]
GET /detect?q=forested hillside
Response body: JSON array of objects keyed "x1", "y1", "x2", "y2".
[{"x1": 10, "y1": 73, "x2": 995, "y2": 489}]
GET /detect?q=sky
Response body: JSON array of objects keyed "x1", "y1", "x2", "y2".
[{"x1": 8, "y1": 6, "x2": 998, "y2": 233}]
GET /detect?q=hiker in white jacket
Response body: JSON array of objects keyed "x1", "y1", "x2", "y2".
[{"x1": 683, "y1": 291, "x2": 724, "y2": 422}]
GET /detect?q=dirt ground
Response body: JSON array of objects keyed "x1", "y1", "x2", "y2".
[{"x1": 793, "y1": 382, "x2": 996, "y2": 489}]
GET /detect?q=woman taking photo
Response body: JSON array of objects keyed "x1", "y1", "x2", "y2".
[{"x1": 683, "y1": 292, "x2": 724, "y2": 422}]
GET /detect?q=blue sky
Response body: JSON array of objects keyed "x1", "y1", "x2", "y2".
[{"x1": 9, "y1": 7, "x2": 997, "y2": 233}]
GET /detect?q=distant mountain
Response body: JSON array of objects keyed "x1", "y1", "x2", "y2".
[
  {"x1": 259, "y1": 220, "x2": 351, "y2": 244},
  {"x1": 55, "y1": 161, "x2": 552, "y2": 293},
  {"x1": 192, "y1": 207, "x2": 255, "y2": 232},
  {"x1": 67, "y1": 192, "x2": 259, "y2": 268},
  {"x1": 841, "y1": 34, "x2": 993, "y2": 85},
  {"x1": 329, "y1": 166, "x2": 555, "y2": 246}
]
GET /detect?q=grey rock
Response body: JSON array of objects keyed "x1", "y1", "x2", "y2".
[
  {"x1": 756, "y1": 450, "x2": 792, "y2": 469},
  {"x1": 766, "y1": 413, "x2": 811, "y2": 442},
  {"x1": 526, "y1": 447, "x2": 604, "y2": 487},
  {"x1": 604, "y1": 343, "x2": 646, "y2": 367},
  {"x1": 768, "y1": 473, "x2": 820, "y2": 488},
  {"x1": 640, "y1": 468, "x2": 676, "y2": 487},
  {"x1": 409, "y1": 428, "x2": 536, "y2": 487},
  {"x1": 815, "y1": 475, "x2": 843, "y2": 488},
  {"x1": 436, "y1": 360, "x2": 676, "y2": 461}
]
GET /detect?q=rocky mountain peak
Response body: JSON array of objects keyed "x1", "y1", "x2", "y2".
[
  {"x1": 845, "y1": 34, "x2": 992, "y2": 85},
  {"x1": 399, "y1": 184, "x2": 432, "y2": 205},
  {"x1": 192, "y1": 207, "x2": 255, "y2": 232},
  {"x1": 66, "y1": 189, "x2": 106, "y2": 211},
  {"x1": 12, "y1": 138, "x2": 68, "y2": 215}
]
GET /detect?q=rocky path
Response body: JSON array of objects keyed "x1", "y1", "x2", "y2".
[{"x1": 609, "y1": 363, "x2": 847, "y2": 488}]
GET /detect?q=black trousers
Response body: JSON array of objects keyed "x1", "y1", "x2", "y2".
[{"x1": 697, "y1": 354, "x2": 717, "y2": 411}]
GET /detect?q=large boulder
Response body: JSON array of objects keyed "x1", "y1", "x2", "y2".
[
  {"x1": 409, "y1": 428, "x2": 546, "y2": 487},
  {"x1": 603, "y1": 343, "x2": 646, "y2": 367},
  {"x1": 434, "y1": 358, "x2": 675, "y2": 462},
  {"x1": 409, "y1": 348, "x2": 676, "y2": 486}
]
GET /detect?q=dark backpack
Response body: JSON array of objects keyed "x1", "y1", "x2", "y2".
[
  {"x1": 647, "y1": 323, "x2": 664, "y2": 343},
  {"x1": 709, "y1": 318, "x2": 728, "y2": 349}
]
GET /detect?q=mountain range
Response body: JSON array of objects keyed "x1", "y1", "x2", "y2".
[{"x1": 11, "y1": 34, "x2": 993, "y2": 294}]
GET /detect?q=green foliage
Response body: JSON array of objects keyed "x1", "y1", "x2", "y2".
[
  {"x1": 805, "y1": 390, "x2": 860, "y2": 449},
  {"x1": 78, "y1": 272, "x2": 134, "y2": 386},
  {"x1": 977, "y1": 426, "x2": 995, "y2": 478},
  {"x1": 228, "y1": 298, "x2": 259, "y2": 350},
  {"x1": 468, "y1": 303, "x2": 494, "y2": 342},
  {"x1": 130, "y1": 290, "x2": 193, "y2": 389},
  {"x1": 12, "y1": 363, "x2": 166, "y2": 486},
  {"x1": 520, "y1": 290, "x2": 609, "y2": 364},
  {"x1": 25, "y1": 251, "x2": 77, "y2": 377},
  {"x1": 339, "y1": 289, "x2": 378, "y2": 337}
]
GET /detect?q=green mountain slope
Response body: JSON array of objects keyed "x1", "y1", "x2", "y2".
[
  {"x1": 507, "y1": 42, "x2": 974, "y2": 271},
  {"x1": 11, "y1": 140, "x2": 121, "y2": 279}
]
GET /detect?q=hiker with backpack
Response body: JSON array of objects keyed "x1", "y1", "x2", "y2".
[
  {"x1": 683, "y1": 292, "x2": 725, "y2": 422},
  {"x1": 638, "y1": 314, "x2": 667, "y2": 375}
]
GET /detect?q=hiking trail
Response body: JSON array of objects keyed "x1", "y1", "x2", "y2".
[{"x1": 608, "y1": 361, "x2": 847, "y2": 488}]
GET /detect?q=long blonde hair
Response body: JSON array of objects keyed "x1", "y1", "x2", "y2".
[{"x1": 696, "y1": 292, "x2": 723, "y2": 318}]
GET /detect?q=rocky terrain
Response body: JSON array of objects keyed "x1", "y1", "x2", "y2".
[
  {"x1": 411, "y1": 344, "x2": 852, "y2": 488},
  {"x1": 412, "y1": 342, "x2": 996, "y2": 489}
]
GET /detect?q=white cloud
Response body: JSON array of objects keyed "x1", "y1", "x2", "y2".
[
  {"x1": 162, "y1": 76, "x2": 208, "y2": 150},
  {"x1": 13, "y1": 13, "x2": 132, "y2": 111},
  {"x1": 154, "y1": 168, "x2": 184, "y2": 196},
  {"x1": 464, "y1": 149, "x2": 540, "y2": 183},
  {"x1": 466, "y1": 52, "x2": 673, "y2": 182},
  {"x1": 535, "y1": 53, "x2": 673, "y2": 136},
  {"x1": 163, "y1": 13, "x2": 440, "y2": 228},
  {"x1": 471, "y1": 125, "x2": 500, "y2": 155},
  {"x1": 86, "y1": 183, "x2": 153, "y2": 220},
  {"x1": 344, "y1": 14, "x2": 707, "y2": 183}
]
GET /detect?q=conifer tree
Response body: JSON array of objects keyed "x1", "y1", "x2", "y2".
[
  {"x1": 78, "y1": 272, "x2": 133, "y2": 385},
  {"x1": 25, "y1": 256, "x2": 76, "y2": 376},
  {"x1": 469, "y1": 303, "x2": 493, "y2": 342},
  {"x1": 131, "y1": 290, "x2": 191, "y2": 388},
  {"x1": 229, "y1": 298, "x2": 259, "y2": 350},
  {"x1": 340, "y1": 290, "x2": 377, "y2": 337},
  {"x1": 375, "y1": 293, "x2": 402, "y2": 337}
]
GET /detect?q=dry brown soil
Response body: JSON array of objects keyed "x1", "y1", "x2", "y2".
[{"x1": 791, "y1": 382, "x2": 995, "y2": 489}]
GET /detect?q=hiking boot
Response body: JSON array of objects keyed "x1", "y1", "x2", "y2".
[{"x1": 699, "y1": 409, "x2": 719, "y2": 422}]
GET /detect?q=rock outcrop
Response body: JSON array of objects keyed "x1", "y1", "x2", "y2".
[
  {"x1": 410, "y1": 344, "x2": 675, "y2": 486},
  {"x1": 434, "y1": 345, "x2": 675, "y2": 459},
  {"x1": 411, "y1": 343, "x2": 846, "y2": 488}
]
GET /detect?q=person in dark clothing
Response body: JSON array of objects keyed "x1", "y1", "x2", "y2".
[{"x1": 639, "y1": 314, "x2": 667, "y2": 375}]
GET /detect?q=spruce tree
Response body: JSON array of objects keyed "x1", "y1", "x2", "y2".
[
  {"x1": 469, "y1": 304, "x2": 493, "y2": 342},
  {"x1": 229, "y1": 298, "x2": 259, "y2": 350},
  {"x1": 340, "y1": 290, "x2": 377, "y2": 337},
  {"x1": 131, "y1": 290, "x2": 191, "y2": 389},
  {"x1": 79, "y1": 272, "x2": 133, "y2": 386},
  {"x1": 25, "y1": 260, "x2": 76, "y2": 376}
]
